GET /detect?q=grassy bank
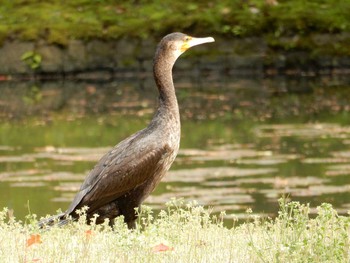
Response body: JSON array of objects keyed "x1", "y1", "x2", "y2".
[
  {"x1": 0, "y1": 199, "x2": 349, "y2": 262},
  {"x1": 1, "y1": 0, "x2": 350, "y2": 55}
]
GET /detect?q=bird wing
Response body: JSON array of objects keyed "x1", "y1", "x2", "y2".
[{"x1": 66, "y1": 130, "x2": 171, "y2": 215}]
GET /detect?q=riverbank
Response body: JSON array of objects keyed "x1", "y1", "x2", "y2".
[
  {"x1": 1, "y1": 34, "x2": 350, "y2": 78},
  {"x1": 1, "y1": 1, "x2": 350, "y2": 47},
  {"x1": 1, "y1": 1, "x2": 350, "y2": 76},
  {"x1": 1, "y1": 199, "x2": 349, "y2": 262}
]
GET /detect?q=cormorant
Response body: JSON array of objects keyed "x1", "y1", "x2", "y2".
[{"x1": 41, "y1": 32, "x2": 214, "y2": 228}]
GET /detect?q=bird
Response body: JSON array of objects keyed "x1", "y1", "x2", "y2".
[{"x1": 40, "y1": 32, "x2": 214, "y2": 229}]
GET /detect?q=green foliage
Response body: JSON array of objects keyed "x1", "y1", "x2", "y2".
[
  {"x1": 21, "y1": 51, "x2": 42, "y2": 70},
  {"x1": 0, "y1": 0, "x2": 350, "y2": 54}
]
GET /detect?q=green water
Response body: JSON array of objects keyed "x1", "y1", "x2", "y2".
[{"x1": 0, "y1": 75, "x2": 349, "y2": 224}]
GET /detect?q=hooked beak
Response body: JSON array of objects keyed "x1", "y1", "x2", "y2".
[{"x1": 181, "y1": 36, "x2": 215, "y2": 52}]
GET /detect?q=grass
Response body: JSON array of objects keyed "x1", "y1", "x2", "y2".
[
  {"x1": 1, "y1": 0, "x2": 350, "y2": 55},
  {"x1": 0, "y1": 198, "x2": 349, "y2": 262}
]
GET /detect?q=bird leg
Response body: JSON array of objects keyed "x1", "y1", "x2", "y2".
[{"x1": 87, "y1": 201, "x2": 121, "y2": 226}]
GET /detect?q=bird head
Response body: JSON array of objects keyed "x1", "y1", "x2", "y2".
[{"x1": 158, "y1": 32, "x2": 215, "y2": 60}]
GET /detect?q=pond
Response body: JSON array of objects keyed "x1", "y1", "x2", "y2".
[{"x1": 0, "y1": 72, "x2": 350, "y2": 226}]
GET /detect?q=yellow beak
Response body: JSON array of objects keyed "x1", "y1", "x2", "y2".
[{"x1": 181, "y1": 36, "x2": 215, "y2": 52}]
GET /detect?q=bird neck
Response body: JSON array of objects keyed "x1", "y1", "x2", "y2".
[{"x1": 153, "y1": 50, "x2": 179, "y2": 117}]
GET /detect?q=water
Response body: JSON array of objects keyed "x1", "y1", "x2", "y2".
[{"x1": 0, "y1": 73, "x2": 350, "y2": 226}]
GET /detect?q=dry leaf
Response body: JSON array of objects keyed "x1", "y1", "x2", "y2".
[
  {"x1": 25, "y1": 258, "x2": 41, "y2": 263},
  {"x1": 26, "y1": 234, "x2": 42, "y2": 247},
  {"x1": 152, "y1": 243, "x2": 174, "y2": 253},
  {"x1": 85, "y1": 230, "x2": 93, "y2": 240}
]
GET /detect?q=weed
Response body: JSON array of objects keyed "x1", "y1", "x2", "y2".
[
  {"x1": 21, "y1": 51, "x2": 42, "y2": 70},
  {"x1": 0, "y1": 198, "x2": 348, "y2": 262}
]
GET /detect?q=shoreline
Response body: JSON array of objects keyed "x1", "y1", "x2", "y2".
[{"x1": 1, "y1": 35, "x2": 350, "y2": 78}]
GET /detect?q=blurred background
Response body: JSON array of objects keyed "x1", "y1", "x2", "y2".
[{"x1": 0, "y1": 0, "x2": 349, "y2": 225}]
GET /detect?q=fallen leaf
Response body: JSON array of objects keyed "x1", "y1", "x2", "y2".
[
  {"x1": 152, "y1": 243, "x2": 174, "y2": 252},
  {"x1": 26, "y1": 234, "x2": 42, "y2": 247},
  {"x1": 25, "y1": 258, "x2": 42, "y2": 263},
  {"x1": 85, "y1": 230, "x2": 93, "y2": 240}
]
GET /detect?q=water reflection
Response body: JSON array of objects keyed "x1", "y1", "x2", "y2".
[{"x1": 0, "y1": 74, "x2": 349, "y2": 225}]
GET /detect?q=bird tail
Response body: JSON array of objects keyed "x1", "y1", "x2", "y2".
[{"x1": 38, "y1": 212, "x2": 71, "y2": 229}]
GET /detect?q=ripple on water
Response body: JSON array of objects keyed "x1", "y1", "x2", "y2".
[{"x1": 1, "y1": 117, "x2": 350, "y2": 221}]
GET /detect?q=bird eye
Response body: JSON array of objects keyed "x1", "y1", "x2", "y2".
[{"x1": 184, "y1": 36, "x2": 191, "y2": 42}]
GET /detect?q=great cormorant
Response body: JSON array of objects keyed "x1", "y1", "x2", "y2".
[{"x1": 41, "y1": 32, "x2": 214, "y2": 228}]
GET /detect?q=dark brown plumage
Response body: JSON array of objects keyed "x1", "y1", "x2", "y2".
[{"x1": 41, "y1": 32, "x2": 214, "y2": 228}]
